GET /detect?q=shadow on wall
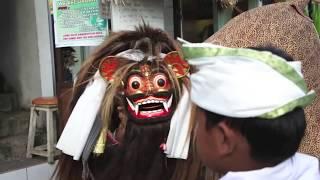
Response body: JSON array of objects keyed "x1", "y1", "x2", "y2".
[
  {"x1": 0, "y1": 72, "x2": 18, "y2": 112},
  {"x1": 0, "y1": 0, "x2": 42, "y2": 109}
]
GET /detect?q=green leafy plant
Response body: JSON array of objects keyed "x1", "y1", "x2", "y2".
[{"x1": 311, "y1": 0, "x2": 320, "y2": 36}]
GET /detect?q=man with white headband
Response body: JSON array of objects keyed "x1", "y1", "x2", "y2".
[{"x1": 183, "y1": 43, "x2": 319, "y2": 179}]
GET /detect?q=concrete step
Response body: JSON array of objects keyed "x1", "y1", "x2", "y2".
[
  {"x1": 0, "y1": 93, "x2": 18, "y2": 112},
  {"x1": 0, "y1": 134, "x2": 28, "y2": 161},
  {"x1": 0, "y1": 157, "x2": 45, "y2": 173},
  {"x1": 0, "y1": 131, "x2": 47, "y2": 161},
  {"x1": 0, "y1": 111, "x2": 29, "y2": 138},
  {"x1": 0, "y1": 110, "x2": 47, "y2": 161}
]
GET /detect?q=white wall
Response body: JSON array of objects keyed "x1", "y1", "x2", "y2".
[
  {"x1": 164, "y1": 0, "x2": 174, "y2": 37},
  {"x1": 34, "y1": 0, "x2": 55, "y2": 97},
  {"x1": 0, "y1": 0, "x2": 55, "y2": 108},
  {"x1": 0, "y1": 0, "x2": 42, "y2": 108}
]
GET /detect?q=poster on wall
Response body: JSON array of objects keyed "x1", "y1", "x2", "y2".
[
  {"x1": 111, "y1": 0, "x2": 164, "y2": 31},
  {"x1": 53, "y1": 0, "x2": 108, "y2": 47}
]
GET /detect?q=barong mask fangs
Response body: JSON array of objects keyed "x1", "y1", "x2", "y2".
[{"x1": 99, "y1": 51, "x2": 189, "y2": 123}]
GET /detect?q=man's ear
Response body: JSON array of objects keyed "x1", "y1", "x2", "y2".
[{"x1": 215, "y1": 121, "x2": 237, "y2": 156}]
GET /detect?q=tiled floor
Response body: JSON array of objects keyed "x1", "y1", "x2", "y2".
[
  {"x1": 0, "y1": 158, "x2": 45, "y2": 173},
  {"x1": 0, "y1": 162, "x2": 56, "y2": 180}
]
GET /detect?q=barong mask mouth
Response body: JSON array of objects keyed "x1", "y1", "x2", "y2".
[{"x1": 99, "y1": 51, "x2": 189, "y2": 124}]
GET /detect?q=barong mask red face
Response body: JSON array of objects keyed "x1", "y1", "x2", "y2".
[
  {"x1": 99, "y1": 51, "x2": 189, "y2": 124},
  {"x1": 124, "y1": 63, "x2": 174, "y2": 122}
]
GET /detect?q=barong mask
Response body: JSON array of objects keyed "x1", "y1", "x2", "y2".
[
  {"x1": 55, "y1": 25, "x2": 195, "y2": 180},
  {"x1": 124, "y1": 63, "x2": 174, "y2": 122},
  {"x1": 99, "y1": 51, "x2": 189, "y2": 124}
]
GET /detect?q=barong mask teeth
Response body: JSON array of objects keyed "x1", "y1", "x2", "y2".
[{"x1": 99, "y1": 50, "x2": 189, "y2": 124}]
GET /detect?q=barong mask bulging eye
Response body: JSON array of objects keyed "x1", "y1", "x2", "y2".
[{"x1": 99, "y1": 51, "x2": 189, "y2": 124}]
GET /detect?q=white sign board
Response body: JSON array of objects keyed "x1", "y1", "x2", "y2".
[
  {"x1": 111, "y1": 0, "x2": 164, "y2": 31},
  {"x1": 53, "y1": 0, "x2": 108, "y2": 47}
]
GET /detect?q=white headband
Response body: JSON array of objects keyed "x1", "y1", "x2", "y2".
[
  {"x1": 185, "y1": 43, "x2": 315, "y2": 119},
  {"x1": 165, "y1": 43, "x2": 316, "y2": 160}
]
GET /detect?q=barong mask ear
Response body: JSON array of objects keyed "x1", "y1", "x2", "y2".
[
  {"x1": 99, "y1": 51, "x2": 189, "y2": 124},
  {"x1": 99, "y1": 56, "x2": 121, "y2": 82},
  {"x1": 163, "y1": 51, "x2": 190, "y2": 78}
]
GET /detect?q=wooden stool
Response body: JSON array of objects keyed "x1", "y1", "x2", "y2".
[{"x1": 26, "y1": 97, "x2": 60, "y2": 163}]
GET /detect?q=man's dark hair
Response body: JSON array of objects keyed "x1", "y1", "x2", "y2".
[
  {"x1": 203, "y1": 46, "x2": 306, "y2": 165},
  {"x1": 250, "y1": 46, "x2": 294, "y2": 62}
]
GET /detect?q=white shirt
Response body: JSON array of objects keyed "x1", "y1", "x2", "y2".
[{"x1": 220, "y1": 153, "x2": 320, "y2": 180}]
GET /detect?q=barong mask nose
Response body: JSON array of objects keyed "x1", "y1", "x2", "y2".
[{"x1": 99, "y1": 51, "x2": 189, "y2": 124}]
